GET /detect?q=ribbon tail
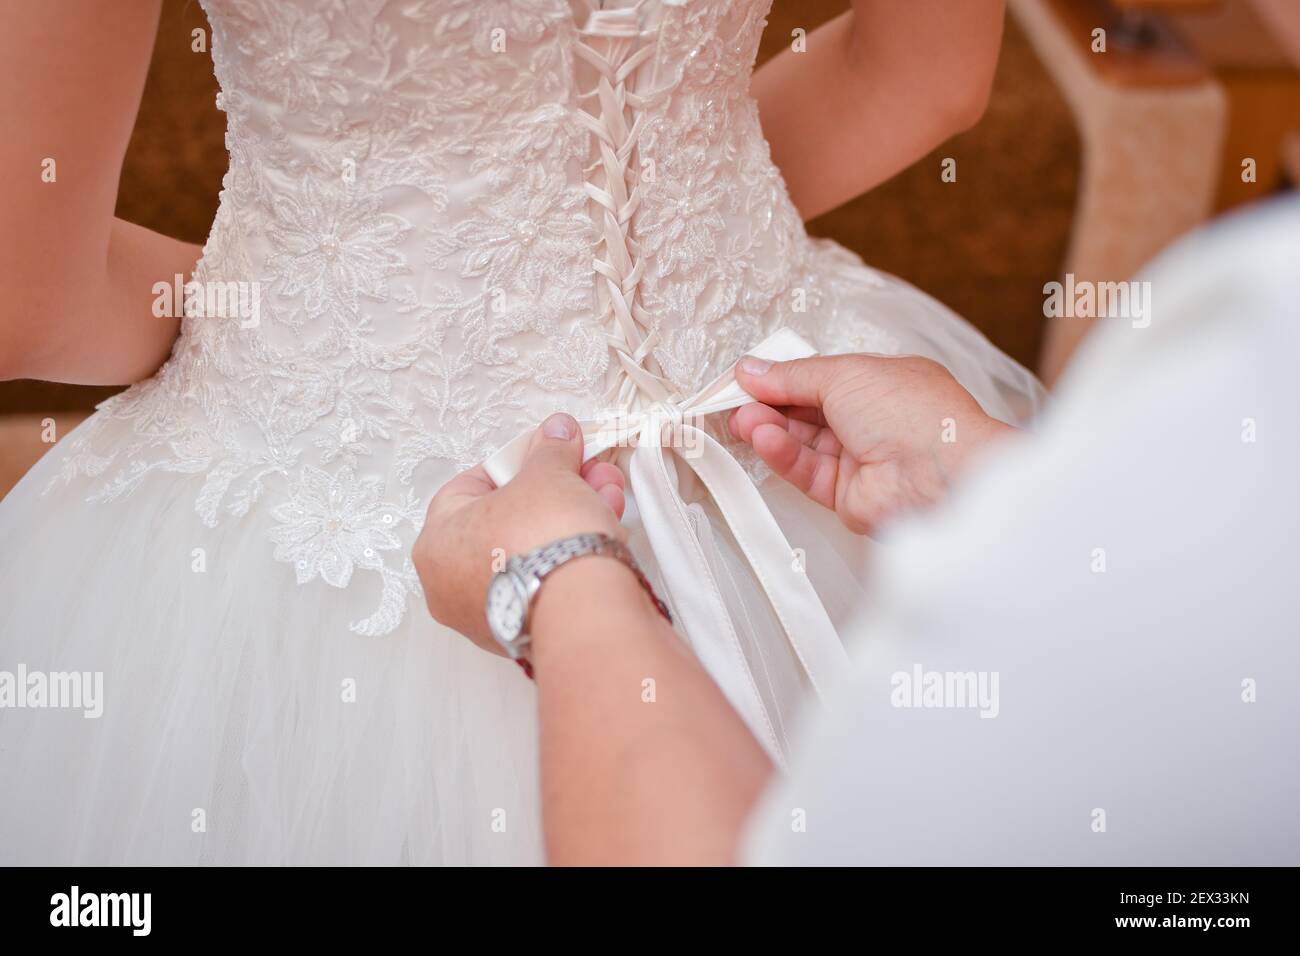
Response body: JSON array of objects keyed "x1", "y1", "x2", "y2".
[
  {"x1": 628, "y1": 441, "x2": 784, "y2": 762},
  {"x1": 673, "y1": 426, "x2": 849, "y2": 699}
]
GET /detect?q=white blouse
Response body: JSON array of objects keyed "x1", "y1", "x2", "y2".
[{"x1": 744, "y1": 198, "x2": 1300, "y2": 865}]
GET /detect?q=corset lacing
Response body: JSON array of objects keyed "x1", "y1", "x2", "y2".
[
  {"x1": 485, "y1": 2, "x2": 851, "y2": 764},
  {"x1": 574, "y1": 2, "x2": 675, "y2": 417}
]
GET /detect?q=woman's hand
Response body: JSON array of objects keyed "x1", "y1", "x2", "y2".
[
  {"x1": 730, "y1": 353, "x2": 1016, "y2": 536},
  {"x1": 414, "y1": 413, "x2": 627, "y2": 652}
]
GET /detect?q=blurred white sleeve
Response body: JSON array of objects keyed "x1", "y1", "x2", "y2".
[{"x1": 743, "y1": 198, "x2": 1300, "y2": 865}]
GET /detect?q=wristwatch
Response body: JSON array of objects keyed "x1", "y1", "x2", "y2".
[{"x1": 485, "y1": 532, "x2": 672, "y2": 678}]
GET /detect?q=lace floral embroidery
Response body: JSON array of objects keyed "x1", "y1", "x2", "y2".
[{"x1": 48, "y1": 0, "x2": 898, "y2": 635}]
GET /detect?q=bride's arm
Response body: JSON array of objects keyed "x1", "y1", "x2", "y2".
[
  {"x1": 752, "y1": 0, "x2": 1005, "y2": 221},
  {"x1": 0, "y1": 0, "x2": 201, "y2": 385}
]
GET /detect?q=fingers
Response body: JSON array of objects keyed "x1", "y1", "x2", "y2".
[
  {"x1": 521, "y1": 415, "x2": 629, "y2": 521},
  {"x1": 729, "y1": 403, "x2": 843, "y2": 461},
  {"x1": 735, "y1": 353, "x2": 857, "y2": 409},
  {"x1": 782, "y1": 404, "x2": 828, "y2": 428},
  {"x1": 581, "y1": 458, "x2": 625, "y2": 490},
  {"x1": 581, "y1": 459, "x2": 626, "y2": 520},
  {"x1": 521, "y1": 412, "x2": 583, "y2": 477},
  {"x1": 596, "y1": 482, "x2": 625, "y2": 518},
  {"x1": 750, "y1": 422, "x2": 840, "y2": 511},
  {"x1": 729, "y1": 402, "x2": 823, "y2": 447},
  {"x1": 431, "y1": 463, "x2": 496, "y2": 508}
]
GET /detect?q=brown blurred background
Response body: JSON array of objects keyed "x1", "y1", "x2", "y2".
[{"x1": 2, "y1": 0, "x2": 1297, "y2": 497}]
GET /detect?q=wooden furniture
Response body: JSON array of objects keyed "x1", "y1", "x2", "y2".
[
  {"x1": 1014, "y1": 0, "x2": 1227, "y2": 385},
  {"x1": 1022, "y1": 0, "x2": 1300, "y2": 383},
  {"x1": 1162, "y1": 0, "x2": 1300, "y2": 209}
]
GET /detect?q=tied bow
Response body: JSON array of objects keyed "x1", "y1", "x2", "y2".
[{"x1": 483, "y1": 329, "x2": 849, "y2": 760}]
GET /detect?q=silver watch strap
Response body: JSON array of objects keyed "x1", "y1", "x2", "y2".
[
  {"x1": 513, "y1": 533, "x2": 672, "y2": 627},
  {"x1": 515, "y1": 532, "x2": 614, "y2": 580}
]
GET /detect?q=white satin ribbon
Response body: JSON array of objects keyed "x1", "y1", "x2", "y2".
[{"x1": 482, "y1": 328, "x2": 849, "y2": 759}]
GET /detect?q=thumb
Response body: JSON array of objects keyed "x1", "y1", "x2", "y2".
[
  {"x1": 735, "y1": 353, "x2": 858, "y2": 408},
  {"x1": 520, "y1": 412, "x2": 583, "y2": 478}
]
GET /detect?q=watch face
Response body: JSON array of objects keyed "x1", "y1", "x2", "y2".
[{"x1": 486, "y1": 572, "x2": 528, "y2": 648}]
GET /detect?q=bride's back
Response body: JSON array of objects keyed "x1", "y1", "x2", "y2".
[{"x1": 189, "y1": 0, "x2": 809, "y2": 456}]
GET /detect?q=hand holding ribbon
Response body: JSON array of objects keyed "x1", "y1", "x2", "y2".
[{"x1": 482, "y1": 328, "x2": 849, "y2": 761}]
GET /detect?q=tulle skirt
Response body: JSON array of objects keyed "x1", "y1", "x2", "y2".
[{"x1": 0, "y1": 246, "x2": 1044, "y2": 865}]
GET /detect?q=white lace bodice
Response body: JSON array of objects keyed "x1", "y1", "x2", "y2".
[{"x1": 53, "y1": 0, "x2": 894, "y2": 634}]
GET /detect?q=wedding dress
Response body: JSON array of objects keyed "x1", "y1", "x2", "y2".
[{"x1": 0, "y1": 0, "x2": 1044, "y2": 864}]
